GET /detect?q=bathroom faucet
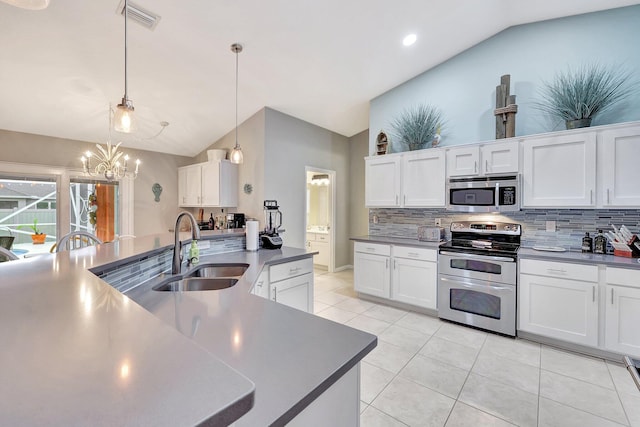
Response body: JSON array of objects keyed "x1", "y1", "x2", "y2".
[{"x1": 172, "y1": 211, "x2": 201, "y2": 275}]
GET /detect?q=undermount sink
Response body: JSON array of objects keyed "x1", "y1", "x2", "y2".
[
  {"x1": 153, "y1": 277, "x2": 238, "y2": 292},
  {"x1": 187, "y1": 263, "x2": 249, "y2": 279}
]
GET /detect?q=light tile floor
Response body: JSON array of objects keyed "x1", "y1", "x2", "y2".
[{"x1": 313, "y1": 268, "x2": 640, "y2": 427}]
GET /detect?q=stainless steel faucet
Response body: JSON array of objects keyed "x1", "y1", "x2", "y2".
[{"x1": 172, "y1": 211, "x2": 201, "y2": 275}]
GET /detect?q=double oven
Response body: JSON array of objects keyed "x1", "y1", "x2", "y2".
[{"x1": 437, "y1": 222, "x2": 521, "y2": 336}]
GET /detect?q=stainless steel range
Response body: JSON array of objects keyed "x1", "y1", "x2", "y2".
[{"x1": 438, "y1": 221, "x2": 521, "y2": 336}]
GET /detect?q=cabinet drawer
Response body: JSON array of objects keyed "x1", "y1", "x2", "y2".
[
  {"x1": 606, "y1": 267, "x2": 640, "y2": 288},
  {"x1": 354, "y1": 242, "x2": 391, "y2": 256},
  {"x1": 520, "y1": 259, "x2": 597, "y2": 282},
  {"x1": 393, "y1": 246, "x2": 437, "y2": 262},
  {"x1": 270, "y1": 257, "x2": 314, "y2": 283},
  {"x1": 316, "y1": 233, "x2": 329, "y2": 242}
]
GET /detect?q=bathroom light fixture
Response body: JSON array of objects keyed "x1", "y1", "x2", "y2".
[
  {"x1": 0, "y1": 0, "x2": 49, "y2": 10},
  {"x1": 402, "y1": 33, "x2": 417, "y2": 46},
  {"x1": 229, "y1": 43, "x2": 244, "y2": 164},
  {"x1": 114, "y1": 0, "x2": 136, "y2": 133},
  {"x1": 311, "y1": 174, "x2": 330, "y2": 186},
  {"x1": 81, "y1": 106, "x2": 140, "y2": 181}
]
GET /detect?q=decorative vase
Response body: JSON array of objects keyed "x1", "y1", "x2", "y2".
[
  {"x1": 565, "y1": 118, "x2": 592, "y2": 130},
  {"x1": 31, "y1": 234, "x2": 46, "y2": 245}
]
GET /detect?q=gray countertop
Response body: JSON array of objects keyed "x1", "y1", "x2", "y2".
[
  {"x1": 0, "y1": 232, "x2": 376, "y2": 426},
  {"x1": 126, "y1": 248, "x2": 377, "y2": 426},
  {"x1": 519, "y1": 247, "x2": 640, "y2": 269},
  {"x1": 351, "y1": 235, "x2": 442, "y2": 249}
]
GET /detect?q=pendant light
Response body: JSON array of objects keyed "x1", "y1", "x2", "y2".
[
  {"x1": 114, "y1": 0, "x2": 136, "y2": 133},
  {"x1": 229, "y1": 43, "x2": 243, "y2": 164}
]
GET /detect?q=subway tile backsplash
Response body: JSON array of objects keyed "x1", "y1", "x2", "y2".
[{"x1": 369, "y1": 208, "x2": 640, "y2": 251}]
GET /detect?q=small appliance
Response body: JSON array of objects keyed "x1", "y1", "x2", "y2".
[
  {"x1": 446, "y1": 174, "x2": 520, "y2": 213},
  {"x1": 261, "y1": 200, "x2": 283, "y2": 249},
  {"x1": 226, "y1": 213, "x2": 245, "y2": 229}
]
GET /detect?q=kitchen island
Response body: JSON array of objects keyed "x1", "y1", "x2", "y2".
[{"x1": 0, "y1": 231, "x2": 376, "y2": 426}]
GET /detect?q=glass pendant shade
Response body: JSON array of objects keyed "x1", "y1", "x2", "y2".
[
  {"x1": 114, "y1": 98, "x2": 136, "y2": 133},
  {"x1": 230, "y1": 146, "x2": 243, "y2": 164},
  {"x1": 0, "y1": 0, "x2": 49, "y2": 10}
]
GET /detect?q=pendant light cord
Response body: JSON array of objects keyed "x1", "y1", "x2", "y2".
[
  {"x1": 124, "y1": 0, "x2": 129, "y2": 99},
  {"x1": 235, "y1": 47, "x2": 239, "y2": 149}
]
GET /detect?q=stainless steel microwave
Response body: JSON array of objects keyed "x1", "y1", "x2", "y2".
[{"x1": 446, "y1": 174, "x2": 520, "y2": 213}]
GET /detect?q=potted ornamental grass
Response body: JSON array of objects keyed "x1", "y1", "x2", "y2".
[
  {"x1": 19, "y1": 218, "x2": 46, "y2": 244},
  {"x1": 390, "y1": 104, "x2": 444, "y2": 152},
  {"x1": 534, "y1": 63, "x2": 635, "y2": 129}
]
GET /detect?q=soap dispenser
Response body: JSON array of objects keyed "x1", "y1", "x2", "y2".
[
  {"x1": 581, "y1": 232, "x2": 593, "y2": 253},
  {"x1": 189, "y1": 240, "x2": 200, "y2": 266}
]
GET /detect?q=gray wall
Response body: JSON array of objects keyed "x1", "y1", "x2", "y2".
[
  {"x1": 0, "y1": 129, "x2": 191, "y2": 237},
  {"x1": 264, "y1": 108, "x2": 351, "y2": 269},
  {"x1": 348, "y1": 129, "x2": 369, "y2": 265},
  {"x1": 369, "y1": 5, "x2": 640, "y2": 154}
]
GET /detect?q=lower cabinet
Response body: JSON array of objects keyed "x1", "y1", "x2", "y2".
[
  {"x1": 307, "y1": 232, "x2": 330, "y2": 267},
  {"x1": 604, "y1": 267, "x2": 640, "y2": 356},
  {"x1": 252, "y1": 257, "x2": 314, "y2": 313},
  {"x1": 354, "y1": 242, "x2": 437, "y2": 310}
]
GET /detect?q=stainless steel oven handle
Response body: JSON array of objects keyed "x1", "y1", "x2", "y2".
[{"x1": 439, "y1": 251, "x2": 516, "y2": 263}]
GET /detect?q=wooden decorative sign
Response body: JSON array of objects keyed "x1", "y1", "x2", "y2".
[{"x1": 494, "y1": 74, "x2": 518, "y2": 139}]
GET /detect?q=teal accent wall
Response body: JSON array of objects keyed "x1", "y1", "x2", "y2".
[{"x1": 369, "y1": 5, "x2": 640, "y2": 154}]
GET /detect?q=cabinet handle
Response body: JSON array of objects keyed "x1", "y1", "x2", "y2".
[
  {"x1": 289, "y1": 267, "x2": 301, "y2": 275},
  {"x1": 366, "y1": 247, "x2": 376, "y2": 252},
  {"x1": 611, "y1": 288, "x2": 614, "y2": 305},
  {"x1": 590, "y1": 189, "x2": 593, "y2": 204},
  {"x1": 396, "y1": 195, "x2": 399, "y2": 205},
  {"x1": 485, "y1": 160, "x2": 489, "y2": 173},
  {"x1": 394, "y1": 259, "x2": 397, "y2": 269},
  {"x1": 474, "y1": 161, "x2": 477, "y2": 173},
  {"x1": 547, "y1": 268, "x2": 567, "y2": 275},
  {"x1": 273, "y1": 288, "x2": 277, "y2": 302},
  {"x1": 408, "y1": 252, "x2": 419, "y2": 257},
  {"x1": 592, "y1": 286, "x2": 595, "y2": 302},
  {"x1": 404, "y1": 195, "x2": 406, "y2": 205},
  {"x1": 607, "y1": 188, "x2": 610, "y2": 204},
  {"x1": 386, "y1": 259, "x2": 389, "y2": 269}
]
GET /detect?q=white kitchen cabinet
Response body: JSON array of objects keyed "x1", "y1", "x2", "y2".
[
  {"x1": 604, "y1": 267, "x2": 640, "y2": 357},
  {"x1": 178, "y1": 160, "x2": 238, "y2": 207},
  {"x1": 522, "y1": 131, "x2": 596, "y2": 207},
  {"x1": 354, "y1": 249, "x2": 390, "y2": 298},
  {"x1": 178, "y1": 164, "x2": 202, "y2": 206},
  {"x1": 402, "y1": 149, "x2": 446, "y2": 207},
  {"x1": 269, "y1": 258, "x2": 314, "y2": 313},
  {"x1": 519, "y1": 259, "x2": 598, "y2": 346},
  {"x1": 391, "y1": 246, "x2": 437, "y2": 310},
  {"x1": 251, "y1": 270, "x2": 269, "y2": 299},
  {"x1": 481, "y1": 140, "x2": 519, "y2": 175},
  {"x1": 354, "y1": 242, "x2": 437, "y2": 309},
  {"x1": 446, "y1": 146, "x2": 480, "y2": 177},
  {"x1": 365, "y1": 155, "x2": 401, "y2": 207},
  {"x1": 598, "y1": 125, "x2": 640, "y2": 207}
]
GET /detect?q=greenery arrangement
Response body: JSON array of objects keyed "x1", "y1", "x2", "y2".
[
  {"x1": 390, "y1": 104, "x2": 444, "y2": 151},
  {"x1": 534, "y1": 64, "x2": 634, "y2": 129},
  {"x1": 19, "y1": 218, "x2": 43, "y2": 235}
]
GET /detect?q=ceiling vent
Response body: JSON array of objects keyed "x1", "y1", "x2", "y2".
[{"x1": 116, "y1": 0, "x2": 161, "y2": 31}]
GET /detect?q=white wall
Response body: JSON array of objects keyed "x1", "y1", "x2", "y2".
[
  {"x1": 369, "y1": 5, "x2": 640, "y2": 154},
  {"x1": 264, "y1": 108, "x2": 351, "y2": 268}
]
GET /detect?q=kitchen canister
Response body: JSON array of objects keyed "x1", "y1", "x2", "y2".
[{"x1": 246, "y1": 220, "x2": 259, "y2": 251}]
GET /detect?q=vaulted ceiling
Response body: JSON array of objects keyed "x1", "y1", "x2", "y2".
[{"x1": 0, "y1": 0, "x2": 638, "y2": 157}]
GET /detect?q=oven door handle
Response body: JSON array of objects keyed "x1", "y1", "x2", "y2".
[
  {"x1": 439, "y1": 251, "x2": 516, "y2": 263},
  {"x1": 439, "y1": 276, "x2": 514, "y2": 292}
]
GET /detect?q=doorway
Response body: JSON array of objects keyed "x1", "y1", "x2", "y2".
[{"x1": 305, "y1": 167, "x2": 336, "y2": 272}]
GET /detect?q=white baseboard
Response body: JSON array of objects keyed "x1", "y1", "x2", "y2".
[{"x1": 334, "y1": 265, "x2": 353, "y2": 272}]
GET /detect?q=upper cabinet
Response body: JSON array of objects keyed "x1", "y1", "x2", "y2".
[
  {"x1": 598, "y1": 125, "x2": 640, "y2": 207},
  {"x1": 365, "y1": 149, "x2": 446, "y2": 208},
  {"x1": 522, "y1": 131, "x2": 596, "y2": 208},
  {"x1": 365, "y1": 155, "x2": 401, "y2": 207},
  {"x1": 178, "y1": 160, "x2": 238, "y2": 207},
  {"x1": 446, "y1": 140, "x2": 518, "y2": 177}
]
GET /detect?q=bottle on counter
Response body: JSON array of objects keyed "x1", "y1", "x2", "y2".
[
  {"x1": 594, "y1": 229, "x2": 607, "y2": 254},
  {"x1": 581, "y1": 232, "x2": 593, "y2": 253},
  {"x1": 189, "y1": 239, "x2": 199, "y2": 265},
  {"x1": 208, "y1": 213, "x2": 214, "y2": 230}
]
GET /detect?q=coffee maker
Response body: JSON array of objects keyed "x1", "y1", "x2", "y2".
[{"x1": 261, "y1": 200, "x2": 283, "y2": 249}]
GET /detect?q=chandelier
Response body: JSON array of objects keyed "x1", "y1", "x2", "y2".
[{"x1": 81, "y1": 107, "x2": 140, "y2": 181}]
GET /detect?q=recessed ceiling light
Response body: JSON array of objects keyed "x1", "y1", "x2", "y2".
[{"x1": 403, "y1": 34, "x2": 417, "y2": 46}]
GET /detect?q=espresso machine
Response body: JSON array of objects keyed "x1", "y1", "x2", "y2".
[{"x1": 261, "y1": 200, "x2": 283, "y2": 249}]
